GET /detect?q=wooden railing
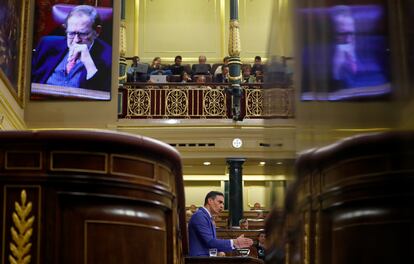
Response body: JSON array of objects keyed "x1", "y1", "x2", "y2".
[{"x1": 118, "y1": 83, "x2": 294, "y2": 119}]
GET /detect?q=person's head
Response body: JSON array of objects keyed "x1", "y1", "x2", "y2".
[
  {"x1": 182, "y1": 71, "x2": 191, "y2": 82},
  {"x1": 255, "y1": 70, "x2": 263, "y2": 77},
  {"x1": 331, "y1": 5, "x2": 355, "y2": 43},
  {"x1": 239, "y1": 218, "x2": 249, "y2": 229},
  {"x1": 204, "y1": 191, "x2": 224, "y2": 215},
  {"x1": 132, "y1": 56, "x2": 140, "y2": 66},
  {"x1": 253, "y1": 202, "x2": 261, "y2": 210},
  {"x1": 222, "y1": 65, "x2": 229, "y2": 76},
  {"x1": 242, "y1": 66, "x2": 251, "y2": 77},
  {"x1": 254, "y1": 56, "x2": 262, "y2": 65},
  {"x1": 65, "y1": 5, "x2": 102, "y2": 49},
  {"x1": 152, "y1": 56, "x2": 161, "y2": 67},
  {"x1": 196, "y1": 75, "x2": 206, "y2": 84},
  {"x1": 198, "y1": 55, "x2": 207, "y2": 64},
  {"x1": 189, "y1": 204, "x2": 197, "y2": 212},
  {"x1": 223, "y1": 56, "x2": 230, "y2": 65},
  {"x1": 257, "y1": 232, "x2": 266, "y2": 245},
  {"x1": 174, "y1": 55, "x2": 182, "y2": 66}
]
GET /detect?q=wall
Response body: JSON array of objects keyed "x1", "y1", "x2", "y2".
[
  {"x1": 124, "y1": 0, "x2": 278, "y2": 64},
  {"x1": 184, "y1": 177, "x2": 287, "y2": 211},
  {"x1": 0, "y1": 80, "x2": 25, "y2": 129}
]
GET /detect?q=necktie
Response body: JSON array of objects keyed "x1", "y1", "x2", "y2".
[
  {"x1": 211, "y1": 217, "x2": 216, "y2": 238},
  {"x1": 66, "y1": 57, "x2": 77, "y2": 74}
]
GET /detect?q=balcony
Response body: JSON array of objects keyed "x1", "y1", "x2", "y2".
[{"x1": 118, "y1": 83, "x2": 294, "y2": 120}]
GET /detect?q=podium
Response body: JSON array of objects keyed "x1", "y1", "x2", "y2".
[
  {"x1": 185, "y1": 256, "x2": 264, "y2": 264},
  {"x1": 0, "y1": 130, "x2": 187, "y2": 264}
]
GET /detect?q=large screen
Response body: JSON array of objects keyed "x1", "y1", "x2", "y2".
[
  {"x1": 30, "y1": 2, "x2": 113, "y2": 100},
  {"x1": 300, "y1": 1, "x2": 391, "y2": 101}
]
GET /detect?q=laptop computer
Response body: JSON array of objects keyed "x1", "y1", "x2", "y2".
[
  {"x1": 150, "y1": 75, "x2": 167, "y2": 83},
  {"x1": 132, "y1": 63, "x2": 149, "y2": 74},
  {"x1": 194, "y1": 64, "x2": 210, "y2": 74}
]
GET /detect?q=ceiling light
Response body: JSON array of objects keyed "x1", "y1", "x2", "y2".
[
  {"x1": 276, "y1": 161, "x2": 283, "y2": 165},
  {"x1": 259, "y1": 161, "x2": 266, "y2": 166},
  {"x1": 203, "y1": 161, "x2": 211, "y2": 166}
]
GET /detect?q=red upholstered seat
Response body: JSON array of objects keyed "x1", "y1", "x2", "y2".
[
  {"x1": 48, "y1": 4, "x2": 113, "y2": 45},
  {"x1": 52, "y1": 4, "x2": 113, "y2": 24}
]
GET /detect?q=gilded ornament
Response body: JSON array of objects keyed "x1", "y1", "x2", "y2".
[
  {"x1": 9, "y1": 190, "x2": 35, "y2": 264},
  {"x1": 228, "y1": 19, "x2": 241, "y2": 56}
]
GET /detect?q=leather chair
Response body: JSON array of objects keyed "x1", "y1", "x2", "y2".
[{"x1": 51, "y1": 4, "x2": 113, "y2": 44}]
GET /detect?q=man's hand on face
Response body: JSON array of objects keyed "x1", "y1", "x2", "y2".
[{"x1": 69, "y1": 43, "x2": 97, "y2": 79}]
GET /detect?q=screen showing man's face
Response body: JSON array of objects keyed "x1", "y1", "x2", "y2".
[
  {"x1": 66, "y1": 14, "x2": 96, "y2": 49},
  {"x1": 30, "y1": 3, "x2": 113, "y2": 101}
]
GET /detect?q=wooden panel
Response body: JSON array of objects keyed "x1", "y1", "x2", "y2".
[
  {"x1": 5, "y1": 151, "x2": 42, "y2": 170},
  {"x1": 85, "y1": 221, "x2": 167, "y2": 264},
  {"x1": 111, "y1": 154, "x2": 154, "y2": 179},
  {"x1": 51, "y1": 151, "x2": 107, "y2": 173},
  {"x1": 59, "y1": 196, "x2": 168, "y2": 264},
  {"x1": 157, "y1": 164, "x2": 171, "y2": 189},
  {"x1": 332, "y1": 221, "x2": 411, "y2": 264}
]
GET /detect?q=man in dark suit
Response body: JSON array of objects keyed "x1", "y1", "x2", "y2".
[
  {"x1": 188, "y1": 191, "x2": 253, "y2": 256},
  {"x1": 214, "y1": 65, "x2": 229, "y2": 83},
  {"x1": 31, "y1": 5, "x2": 112, "y2": 92},
  {"x1": 191, "y1": 55, "x2": 212, "y2": 75}
]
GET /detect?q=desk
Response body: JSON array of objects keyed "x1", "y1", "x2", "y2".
[
  {"x1": 185, "y1": 256, "x2": 264, "y2": 264},
  {"x1": 31, "y1": 82, "x2": 110, "y2": 100}
]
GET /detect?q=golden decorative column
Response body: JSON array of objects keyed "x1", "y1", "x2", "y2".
[{"x1": 228, "y1": 0, "x2": 243, "y2": 121}]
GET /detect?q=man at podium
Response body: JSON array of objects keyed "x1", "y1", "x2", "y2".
[{"x1": 188, "y1": 191, "x2": 253, "y2": 256}]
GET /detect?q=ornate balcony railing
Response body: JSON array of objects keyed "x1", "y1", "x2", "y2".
[{"x1": 118, "y1": 83, "x2": 294, "y2": 119}]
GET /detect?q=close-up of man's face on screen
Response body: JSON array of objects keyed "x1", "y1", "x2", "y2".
[
  {"x1": 30, "y1": 2, "x2": 113, "y2": 100},
  {"x1": 299, "y1": 1, "x2": 391, "y2": 101}
]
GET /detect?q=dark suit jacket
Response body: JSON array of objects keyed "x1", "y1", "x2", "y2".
[
  {"x1": 188, "y1": 207, "x2": 232, "y2": 256},
  {"x1": 31, "y1": 36, "x2": 112, "y2": 91},
  {"x1": 191, "y1": 64, "x2": 212, "y2": 75},
  {"x1": 214, "y1": 73, "x2": 229, "y2": 83}
]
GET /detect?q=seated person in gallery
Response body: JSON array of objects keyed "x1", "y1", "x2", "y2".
[
  {"x1": 31, "y1": 5, "x2": 112, "y2": 92},
  {"x1": 255, "y1": 70, "x2": 264, "y2": 83},
  {"x1": 181, "y1": 71, "x2": 192, "y2": 83},
  {"x1": 242, "y1": 66, "x2": 256, "y2": 83},
  {"x1": 148, "y1": 56, "x2": 171, "y2": 75},
  {"x1": 255, "y1": 232, "x2": 266, "y2": 260},
  {"x1": 169, "y1": 55, "x2": 185, "y2": 76},
  {"x1": 214, "y1": 56, "x2": 230, "y2": 77},
  {"x1": 239, "y1": 218, "x2": 249, "y2": 230},
  {"x1": 191, "y1": 55, "x2": 212, "y2": 76},
  {"x1": 214, "y1": 65, "x2": 230, "y2": 83},
  {"x1": 127, "y1": 56, "x2": 148, "y2": 82},
  {"x1": 195, "y1": 75, "x2": 207, "y2": 84},
  {"x1": 251, "y1": 55, "x2": 264, "y2": 77},
  {"x1": 253, "y1": 202, "x2": 262, "y2": 210},
  {"x1": 186, "y1": 210, "x2": 194, "y2": 218}
]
